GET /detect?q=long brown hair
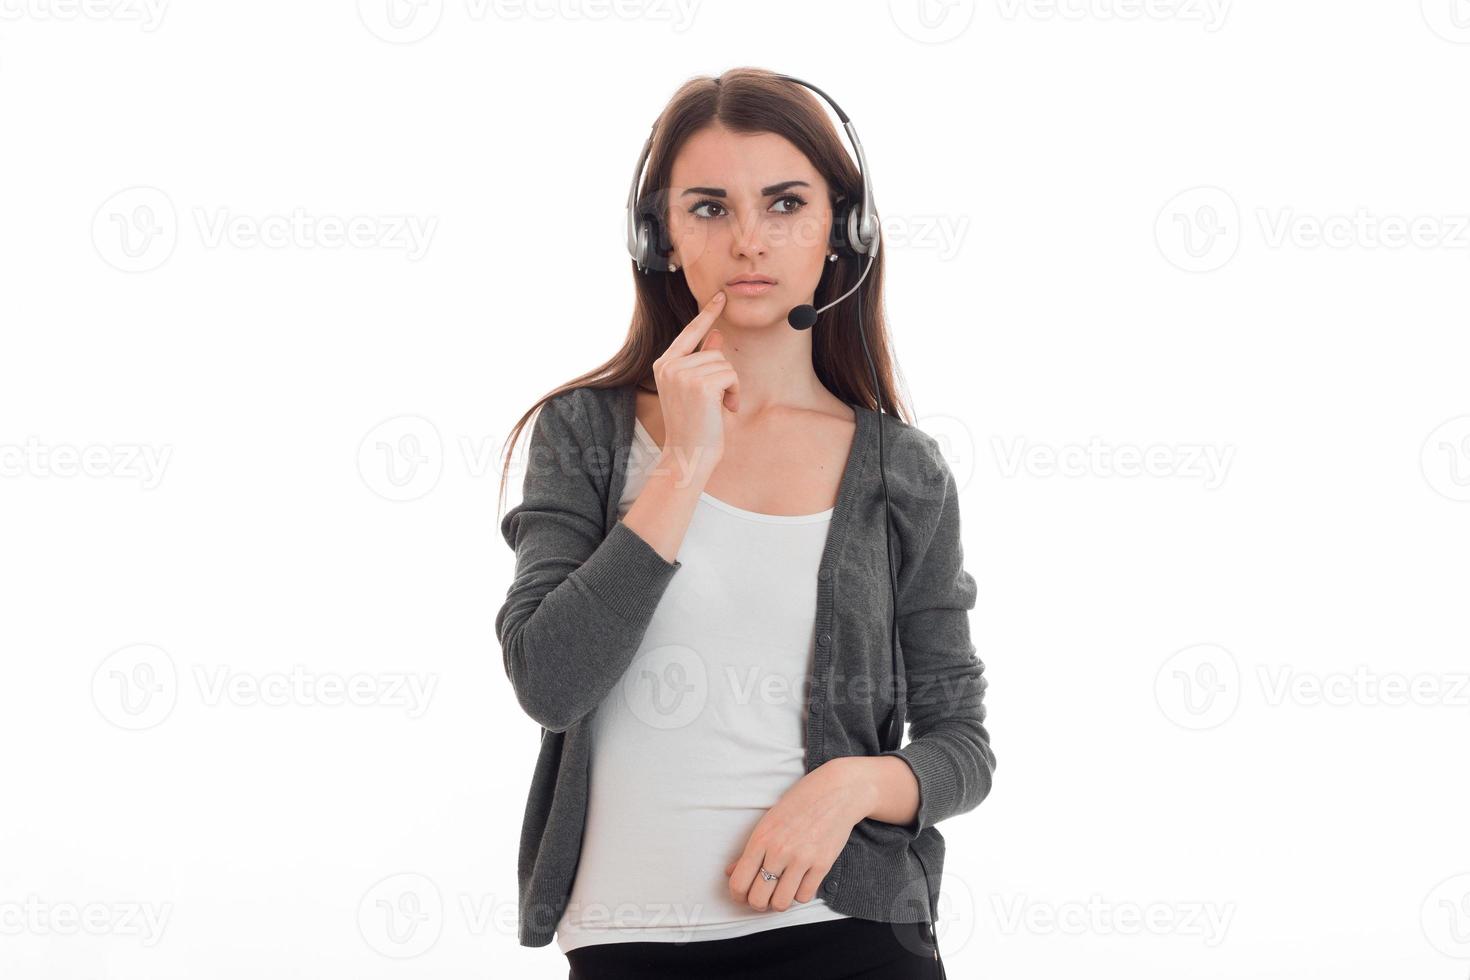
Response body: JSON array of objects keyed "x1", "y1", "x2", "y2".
[{"x1": 496, "y1": 66, "x2": 912, "y2": 519}]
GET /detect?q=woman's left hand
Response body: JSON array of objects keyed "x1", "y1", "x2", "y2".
[{"x1": 723, "y1": 757, "x2": 872, "y2": 912}]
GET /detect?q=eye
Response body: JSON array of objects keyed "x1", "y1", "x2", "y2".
[
  {"x1": 688, "y1": 200, "x2": 727, "y2": 219},
  {"x1": 688, "y1": 194, "x2": 809, "y2": 220},
  {"x1": 771, "y1": 194, "x2": 807, "y2": 214}
]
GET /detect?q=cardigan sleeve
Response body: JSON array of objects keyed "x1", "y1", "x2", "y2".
[
  {"x1": 877, "y1": 447, "x2": 995, "y2": 838},
  {"x1": 495, "y1": 389, "x2": 682, "y2": 733}
]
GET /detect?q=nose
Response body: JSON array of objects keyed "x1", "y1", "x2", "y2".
[{"x1": 731, "y1": 208, "x2": 768, "y2": 261}]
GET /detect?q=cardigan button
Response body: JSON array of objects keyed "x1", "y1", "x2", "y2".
[
  {"x1": 823, "y1": 880, "x2": 836, "y2": 893},
  {"x1": 818, "y1": 567, "x2": 831, "y2": 581},
  {"x1": 818, "y1": 632, "x2": 831, "y2": 646}
]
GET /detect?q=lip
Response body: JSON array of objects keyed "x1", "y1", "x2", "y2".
[
  {"x1": 726, "y1": 281, "x2": 775, "y2": 297},
  {"x1": 726, "y1": 275, "x2": 777, "y2": 285}
]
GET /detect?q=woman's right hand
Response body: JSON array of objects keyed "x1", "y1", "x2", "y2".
[{"x1": 651, "y1": 289, "x2": 741, "y2": 477}]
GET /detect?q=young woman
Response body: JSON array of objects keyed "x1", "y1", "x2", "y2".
[{"x1": 496, "y1": 67, "x2": 994, "y2": 979}]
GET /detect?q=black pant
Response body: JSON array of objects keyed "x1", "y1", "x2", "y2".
[{"x1": 565, "y1": 914, "x2": 943, "y2": 979}]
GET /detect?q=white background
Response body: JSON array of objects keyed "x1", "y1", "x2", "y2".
[{"x1": 3, "y1": 1, "x2": 1469, "y2": 977}]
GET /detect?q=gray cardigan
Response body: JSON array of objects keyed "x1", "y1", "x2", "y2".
[{"x1": 496, "y1": 382, "x2": 995, "y2": 949}]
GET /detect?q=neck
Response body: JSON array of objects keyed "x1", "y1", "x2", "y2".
[{"x1": 705, "y1": 310, "x2": 832, "y2": 417}]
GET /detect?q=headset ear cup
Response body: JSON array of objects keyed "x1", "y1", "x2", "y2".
[
  {"x1": 847, "y1": 205, "x2": 872, "y2": 256},
  {"x1": 633, "y1": 218, "x2": 652, "y2": 272},
  {"x1": 633, "y1": 183, "x2": 672, "y2": 272},
  {"x1": 829, "y1": 201, "x2": 853, "y2": 257},
  {"x1": 639, "y1": 211, "x2": 674, "y2": 272}
]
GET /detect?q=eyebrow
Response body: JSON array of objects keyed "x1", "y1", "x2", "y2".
[{"x1": 680, "y1": 180, "x2": 811, "y2": 198}]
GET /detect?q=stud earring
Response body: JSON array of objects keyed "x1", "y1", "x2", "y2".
[{"x1": 827, "y1": 252, "x2": 838, "y2": 262}]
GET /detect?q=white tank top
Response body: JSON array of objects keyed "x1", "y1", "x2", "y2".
[{"x1": 554, "y1": 418, "x2": 854, "y2": 954}]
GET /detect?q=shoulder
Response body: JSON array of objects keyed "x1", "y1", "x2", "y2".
[
  {"x1": 519, "y1": 384, "x2": 630, "y2": 498},
  {"x1": 541, "y1": 382, "x2": 620, "y2": 416},
  {"x1": 536, "y1": 383, "x2": 627, "y2": 437},
  {"x1": 870, "y1": 411, "x2": 961, "y2": 553},
  {"x1": 872, "y1": 411, "x2": 956, "y2": 503}
]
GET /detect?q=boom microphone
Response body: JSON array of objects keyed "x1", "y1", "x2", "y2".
[
  {"x1": 787, "y1": 304, "x2": 819, "y2": 330},
  {"x1": 786, "y1": 245, "x2": 879, "y2": 330}
]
